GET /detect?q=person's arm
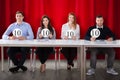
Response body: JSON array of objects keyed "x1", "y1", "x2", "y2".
[
  {"x1": 61, "y1": 24, "x2": 68, "y2": 39},
  {"x1": 26, "y1": 23, "x2": 34, "y2": 40},
  {"x1": 85, "y1": 27, "x2": 92, "y2": 40},
  {"x1": 2, "y1": 24, "x2": 13, "y2": 40},
  {"x1": 106, "y1": 27, "x2": 115, "y2": 40},
  {"x1": 36, "y1": 27, "x2": 42, "y2": 39},
  {"x1": 61, "y1": 24, "x2": 64, "y2": 39},
  {"x1": 50, "y1": 27, "x2": 56, "y2": 39},
  {"x1": 75, "y1": 24, "x2": 80, "y2": 40}
]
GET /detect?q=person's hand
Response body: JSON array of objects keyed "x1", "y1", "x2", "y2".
[
  {"x1": 8, "y1": 36, "x2": 16, "y2": 40},
  {"x1": 49, "y1": 34, "x2": 53, "y2": 39},
  {"x1": 72, "y1": 36, "x2": 76, "y2": 40},
  {"x1": 90, "y1": 37, "x2": 96, "y2": 41},
  {"x1": 64, "y1": 36, "x2": 68, "y2": 40},
  {"x1": 107, "y1": 37, "x2": 113, "y2": 41},
  {"x1": 39, "y1": 34, "x2": 43, "y2": 39},
  {"x1": 17, "y1": 36, "x2": 26, "y2": 40}
]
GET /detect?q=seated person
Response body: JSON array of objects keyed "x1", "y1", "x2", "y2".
[
  {"x1": 2, "y1": 11, "x2": 34, "y2": 73},
  {"x1": 85, "y1": 15, "x2": 118, "y2": 76},
  {"x1": 61, "y1": 12, "x2": 80, "y2": 70},
  {"x1": 36, "y1": 15, "x2": 56, "y2": 72}
]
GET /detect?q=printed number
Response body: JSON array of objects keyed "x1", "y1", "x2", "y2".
[
  {"x1": 13, "y1": 29, "x2": 22, "y2": 37},
  {"x1": 90, "y1": 29, "x2": 100, "y2": 38},
  {"x1": 66, "y1": 30, "x2": 75, "y2": 38},
  {"x1": 67, "y1": 31, "x2": 74, "y2": 37},
  {"x1": 14, "y1": 30, "x2": 21, "y2": 36},
  {"x1": 42, "y1": 30, "x2": 49, "y2": 36},
  {"x1": 41, "y1": 29, "x2": 50, "y2": 37}
]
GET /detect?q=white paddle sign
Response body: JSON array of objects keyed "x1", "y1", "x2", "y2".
[
  {"x1": 65, "y1": 30, "x2": 75, "y2": 38},
  {"x1": 13, "y1": 28, "x2": 22, "y2": 37},
  {"x1": 41, "y1": 29, "x2": 50, "y2": 37},
  {"x1": 90, "y1": 28, "x2": 100, "y2": 38}
]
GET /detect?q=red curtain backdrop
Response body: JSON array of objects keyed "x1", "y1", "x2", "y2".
[{"x1": 0, "y1": 0, "x2": 120, "y2": 59}]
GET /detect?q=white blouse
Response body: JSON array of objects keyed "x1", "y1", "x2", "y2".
[{"x1": 61, "y1": 23, "x2": 80, "y2": 40}]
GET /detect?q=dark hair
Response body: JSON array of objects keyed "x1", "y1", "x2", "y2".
[
  {"x1": 41, "y1": 15, "x2": 54, "y2": 35},
  {"x1": 96, "y1": 15, "x2": 103, "y2": 18},
  {"x1": 16, "y1": 11, "x2": 24, "y2": 16}
]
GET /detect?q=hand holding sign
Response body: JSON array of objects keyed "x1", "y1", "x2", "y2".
[{"x1": 90, "y1": 28, "x2": 100, "y2": 41}]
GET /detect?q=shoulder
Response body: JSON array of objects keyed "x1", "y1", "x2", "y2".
[
  {"x1": 9, "y1": 22, "x2": 16, "y2": 26},
  {"x1": 51, "y1": 26, "x2": 55, "y2": 29},
  {"x1": 103, "y1": 25, "x2": 109, "y2": 29},
  {"x1": 62, "y1": 23, "x2": 69, "y2": 30},
  {"x1": 76, "y1": 24, "x2": 80, "y2": 28},
  {"x1": 86, "y1": 26, "x2": 96, "y2": 32},
  {"x1": 89, "y1": 26, "x2": 96, "y2": 29},
  {"x1": 38, "y1": 27, "x2": 42, "y2": 29},
  {"x1": 23, "y1": 22, "x2": 31, "y2": 26},
  {"x1": 103, "y1": 26, "x2": 111, "y2": 31},
  {"x1": 62, "y1": 23, "x2": 68, "y2": 27},
  {"x1": 37, "y1": 27, "x2": 42, "y2": 31},
  {"x1": 7, "y1": 22, "x2": 17, "y2": 29}
]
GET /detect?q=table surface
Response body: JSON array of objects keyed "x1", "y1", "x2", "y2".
[
  {"x1": 0, "y1": 39, "x2": 120, "y2": 47},
  {"x1": 84, "y1": 40, "x2": 120, "y2": 47},
  {"x1": 1, "y1": 39, "x2": 120, "y2": 80},
  {"x1": 0, "y1": 39, "x2": 84, "y2": 47}
]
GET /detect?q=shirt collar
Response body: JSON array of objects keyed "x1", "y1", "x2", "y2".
[
  {"x1": 15, "y1": 21, "x2": 24, "y2": 26},
  {"x1": 96, "y1": 25, "x2": 103, "y2": 29}
]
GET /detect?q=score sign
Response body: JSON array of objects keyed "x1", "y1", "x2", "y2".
[
  {"x1": 90, "y1": 28, "x2": 100, "y2": 38},
  {"x1": 13, "y1": 28, "x2": 22, "y2": 37},
  {"x1": 41, "y1": 29, "x2": 50, "y2": 37},
  {"x1": 66, "y1": 30, "x2": 75, "y2": 38}
]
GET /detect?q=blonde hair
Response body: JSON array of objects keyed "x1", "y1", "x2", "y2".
[{"x1": 68, "y1": 12, "x2": 77, "y2": 28}]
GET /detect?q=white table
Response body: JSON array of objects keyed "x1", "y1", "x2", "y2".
[
  {"x1": 83, "y1": 40, "x2": 120, "y2": 80},
  {"x1": 1, "y1": 40, "x2": 120, "y2": 80},
  {"x1": 0, "y1": 39, "x2": 84, "y2": 80}
]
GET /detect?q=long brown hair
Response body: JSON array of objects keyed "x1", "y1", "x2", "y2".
[
  {"x1": 68, "y1": 12, "x2": 77, "y2": 28},
  {"x1": 41, "y1": 15, "x2": 54, "y2": 35}
]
